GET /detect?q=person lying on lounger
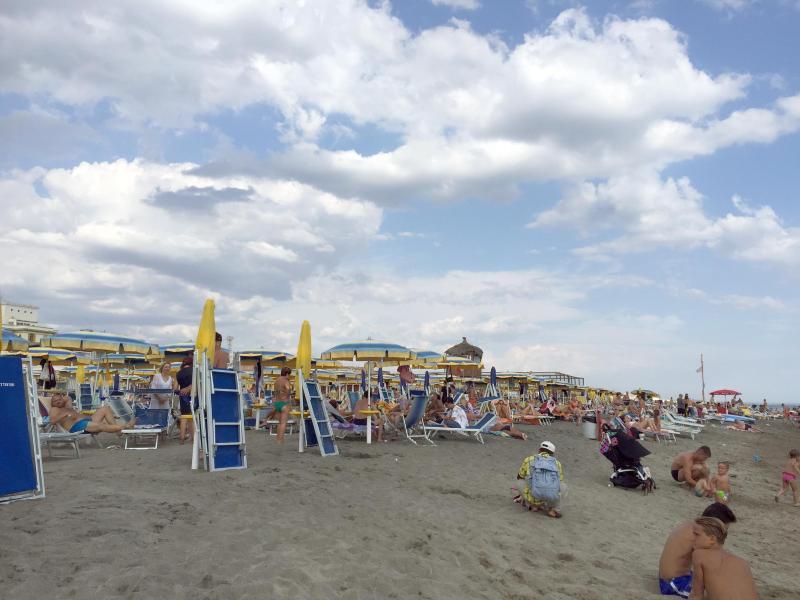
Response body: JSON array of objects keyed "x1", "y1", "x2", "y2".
[
  {"x1": 353, "y1": 393, "x2": 384, "y2": 442},
  {"x1": 425, "y1": 392, "x2": 445, "y2": 424},
  {"x1": 48, "y1": 393, "x2": 135, "y2": 434},
  {"x1": 658, "y1": 503, "x2": 736, "y2": 597},
  {"x1": 489, "y1": 398, "x2": 527, "y2": 440}
]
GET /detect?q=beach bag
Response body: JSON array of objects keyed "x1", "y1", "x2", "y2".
[{"x1": 529, "y1": 455, "x2": 561, "y2": 503}]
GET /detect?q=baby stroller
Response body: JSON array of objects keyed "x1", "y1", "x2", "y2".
[{"x1": 600, "y1": 426, "x2": 656, "y2": 494}]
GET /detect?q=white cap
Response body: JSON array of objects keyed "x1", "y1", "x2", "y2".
[{"x1": 539, "y1": 441, "x2": 555, "y2": 453}]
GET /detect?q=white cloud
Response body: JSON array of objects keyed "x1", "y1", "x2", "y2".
[
  {"x1": 0, "y1": 158, "x2": 382, "y2": 335},
  {"x1": 431, "y1": 0, "x2": 481, "y2": 9},
  {"x1": 6, "y1": 3, "x2": 798, "y2": 204},
  {"x1": 698, "y1": 0, "x2": 753, "y2": 11},
  {"x1": 530, "y1": 170, "x2": 800, "y2": 270}
]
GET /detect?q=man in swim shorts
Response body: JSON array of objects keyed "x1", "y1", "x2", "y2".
[
  {"x1": 658, "y1": 503, "x2": 736, "y2": 597},
  {"x1": 48, "y1": 393, "x2": 135, "y2": 434},
  {"x1": 670, "y1": 446, "x2": 711, "y2": 488}
]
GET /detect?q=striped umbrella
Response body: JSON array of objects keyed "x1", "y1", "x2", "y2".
[
  {"x1": 2, "y1": 331, "x2": 30, "y2": 352},
  {"x1": 320, "y1": 340, "x2": 416, "y2": 362},
  {"x1": 42, "y1": 331, "x2": 160, "y2": 355}
]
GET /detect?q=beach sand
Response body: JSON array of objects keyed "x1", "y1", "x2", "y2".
[{"x1": 2, "y1": 419, "x2": 799, "y2": 599}]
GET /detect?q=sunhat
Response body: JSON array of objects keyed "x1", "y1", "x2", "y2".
[{"x1": 539, "y1": 441, "x2": 556, "y2": 453}]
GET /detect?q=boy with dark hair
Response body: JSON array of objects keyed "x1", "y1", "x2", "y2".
[{"x1": 658, "y1": 503, "x2": 737, "y2": 597}]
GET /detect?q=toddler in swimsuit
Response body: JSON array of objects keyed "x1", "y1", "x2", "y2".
[{"x1": 775, "y1": 449, "x2": 800, "y2": 506}]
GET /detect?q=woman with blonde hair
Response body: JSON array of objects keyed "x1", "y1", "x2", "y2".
[{"x1": 150, "y1": 362, "x2": 177, "y2": 410}]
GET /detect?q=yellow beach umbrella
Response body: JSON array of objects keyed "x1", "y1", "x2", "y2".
[
  {"x1": 295, "y1": 320, "x2": 312, "y2": 402},
  {"x1": 195, "y1": 299, "x2": 216, "y2": 365}
]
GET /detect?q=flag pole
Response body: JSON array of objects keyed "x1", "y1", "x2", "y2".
[{"x1": 700, "y1": 353, "x2": 705, "y2": 403}]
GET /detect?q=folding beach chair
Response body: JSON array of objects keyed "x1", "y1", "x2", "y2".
[
  {"x1": 121, "y1": 406, "x2": 168, "y2": 449},
  {"x1": 400, "y1": 393, "x2": 433, "y2": 445},
  {"x1": 424, "y1": 413, "x2": 498, "y2": 444}
]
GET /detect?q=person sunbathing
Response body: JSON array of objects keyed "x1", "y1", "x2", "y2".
[
  {"x1": 624, "y1": 414, "x2": 661, "y2": 433},
  {"x1": 670, "y1": 447, "x2": 712, "y2": 488},
  {"x1": 48, "y1": 393, "x2": 135, "y2": 434},
  {"x1": 658, "y1": 503, "x2": 737, "y2": 597},
  {"x1": 353, "y1": 393, "x2": 384, "y2": 442},
  {"x1": 726, "y1": 421, "x2": 763, "y2": 433},
  {"x1": 568, "y1": 396, "x2": 582, "y2": 424},
  {"x1": 490, "y1": 398, "x2": 527, "y2": 440},
  {"x1": 517, "y1": 401, "x2": 546, "y2": 423},
  {"x1": 689, "y1": 517, "x2": 758, "y2": 599},
  {"x1": 425, "y1": 392, "x2": 445, "y2": 423}
]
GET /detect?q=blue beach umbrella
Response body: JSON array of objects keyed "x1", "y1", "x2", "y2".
[
  {"x1": 424, "y1": 370, "x2": 431, "y2": 395},
  {"x1": 360, "y1": 369, "x2": 367, "y2": 394},
  {"x1": 2, "y1": 331, "x2": 30, "y2": 352},
  {"x1": 378, "y1": 367, "x2": 384, "y2": 387}
]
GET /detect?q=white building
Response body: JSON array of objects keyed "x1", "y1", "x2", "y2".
[{"x1": 1, "y1": 301, "x2": 56, "y2": 344}]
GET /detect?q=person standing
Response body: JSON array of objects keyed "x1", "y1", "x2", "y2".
[
  {"x1": 213, "y1": 332, "x2": 230, "y2": 368},
  {"x1": 176, "y1": 356, "x2": 194, "y2": 444},
  {"x1": 149, "y1": 362, "x2": 176, "y2": 410},
  {"x1": 268, "y1": 367, "x2": 292, "y2": 443},
  {"x1": 39, "y1": 358, "x2": 56, "y2": 390}
]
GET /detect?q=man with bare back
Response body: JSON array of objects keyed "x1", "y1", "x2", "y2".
[{"x1": 670, "y1": 446, "x2": 711, "y2": 488}]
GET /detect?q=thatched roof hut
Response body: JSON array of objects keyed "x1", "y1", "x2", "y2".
[{"x1": 444, "y1": 337, "x2": 483, "y2": 361}]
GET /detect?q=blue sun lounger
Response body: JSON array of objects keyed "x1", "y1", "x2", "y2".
[
  {"x1": 424, "y1": 412, "x2": 498, "y2": 444},
  {"x1": 401, "y1": 393, "x2": 433, "y2": 445}
]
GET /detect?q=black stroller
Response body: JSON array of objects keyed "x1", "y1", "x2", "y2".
[{"x1": 600, "y1": 426, "x2": 656, "y2": 494}]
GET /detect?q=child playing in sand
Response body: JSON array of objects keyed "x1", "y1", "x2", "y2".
[
  {"x1": 710, "y1": 462, "x2": 732, "y2": 503},
  {"x1": 775, "y1": 449, "x2": 800, "y2": 506},
  {"x1": 695, "y1": 462, "x2": 732, "y2": 503}
]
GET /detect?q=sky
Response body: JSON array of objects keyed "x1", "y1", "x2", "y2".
[{"x1": 1, "y1": 0, "x2": 798, "y2": 403}]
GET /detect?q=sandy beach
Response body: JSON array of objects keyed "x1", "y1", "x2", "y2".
[{"x1": 2, "y1": 419, "x2": 799, "y2": 599}]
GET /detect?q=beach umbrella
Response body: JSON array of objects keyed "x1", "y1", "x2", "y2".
[
  {"x1": 295, "y1": 321, "x2": 312, "y2": 402},
  {"x1": 42, "y1": 331, "x2": 159, "y2": 355},
  {"x1": 378, "y1": 367, "x2": 384, "y2": 387},
  {"x1": 195, "y1": 300, "x2": 216, "y2": 365},
  {"x1": 424, "y1": 371, "x2": 430, "y2": 395},
  {"x1": 2, "y1": 331, "x2": 31, "y2": 353},
  {"x1": 490, "y1": 366, "x2": 497, "y2": 394},
  {"x1": 361, "y1": 369, "x2": 367, "y2": 394},
  {"x1": 321, "y1": 340, "x2": 416, "y2": 362},
  {"x1": 710, "y1": 389, "x2": 740, "y2": 396},
  {"x1": 24, "y1": 347, "x2": 88, "y2": 365}
]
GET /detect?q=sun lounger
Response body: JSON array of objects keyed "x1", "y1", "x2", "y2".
[
  {"x1": 424, "y1": 412, "x2": 498, "y2": 444},
  {"x1": 400, "y1": 393, "x2": 433, "y2": 445},
  {"x1": 39, "y1": 432, "x2": 83, "y2": 459},
  {"x1": 121, "y1": 407, "x2": 168, "y2": 449}
]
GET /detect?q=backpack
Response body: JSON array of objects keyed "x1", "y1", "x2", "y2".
[{"x1": 529, "y1": 454, "x2": 561, "y2": 503}]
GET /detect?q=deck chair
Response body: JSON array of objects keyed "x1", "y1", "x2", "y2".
[
  {"x1": 400, "y1": 393, "x2": 433, "y2": 445},
  {"x1": 424, "y1": 412, "x2": 498, "y2": 444},
  {"x1": 121, "y1": 406, "x2": 168, "y2": 449},
  {"x1": 613, "y1": 416, "x2": 677, "y2": 444}
]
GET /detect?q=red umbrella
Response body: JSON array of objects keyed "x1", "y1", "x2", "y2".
[{"x1": 710, "y1": 389, "x2": 740, "y2": 396}]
